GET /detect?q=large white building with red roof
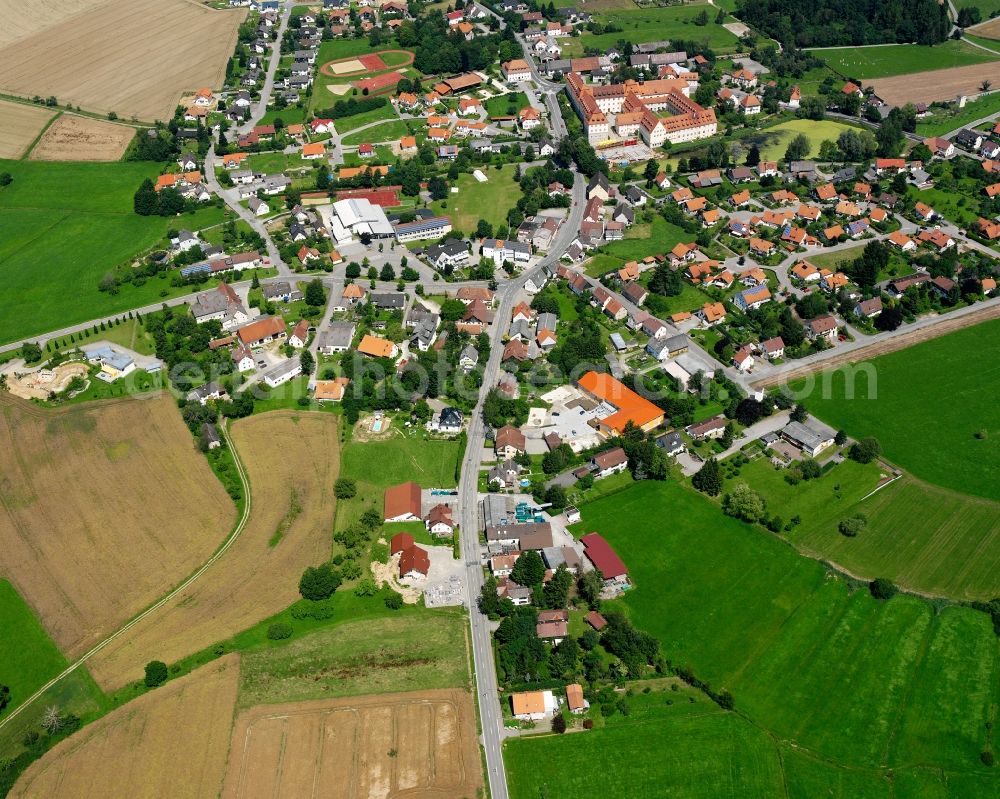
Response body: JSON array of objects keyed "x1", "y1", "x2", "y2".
[{"x1": 565, "y1": 72, "x2": 716, "y2": 147}]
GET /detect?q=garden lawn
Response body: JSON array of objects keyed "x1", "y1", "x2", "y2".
[
  {"x1": 574, "y1": 480, "x2": 1000, "y2": 779},
  {"x1": 906, "y1": 184, "x2": 981, "y2": 227},
  {"x1": 799, "y1": 316, "x2": 1000, "y2": 502},
  {"x1": 0, "y1": 159, "x2": 226, "y2": 345},
  {"x1": 430, "y1": 165, "x2": 520, "y2": 233},
  {"x1": 808, "y1": 41, "x2": 1000, "y2": 79},
  {"x1": 341, "y1": 118, "x2": 422, "y2": 146},
  {"x1": 599, "y1": 216, "x2": 687, "y2": 263},
  {"x1": 484, "y1": 91, "x2": 530, "y2": 117},
  {"x1": 0, "y1": 580, "x2": 69, "y2": 716},
  {"x1": 246, "y1": 151, "x2": 312, "y2": 174},
  {"x1": 560, "y1": 6, "x2": 742, "y2": 57},
  {"x1": 333, "y1": 103, "x2": 399, "y2": 133},
  {"x1": 506, "y1": 690, "x2": 786, "y2": 798},
  {"x1": 752, "y1": 119, "x2": 863, "y2": 161}
]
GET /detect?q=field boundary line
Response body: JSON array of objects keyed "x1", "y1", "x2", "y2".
[
  {"x1": 858, "y1": 472, "x2": 902, "y2": 501},
  {"x1": 0, "y1": 415, "x2": 252, "y2": 733},
  {"x1": 18, "y1": 110, "x2": 62, "y2": 161}
]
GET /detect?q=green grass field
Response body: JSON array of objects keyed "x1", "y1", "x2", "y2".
[
  {"x1": 484, "y1": 91, "x2": 530, "y2": 117},
  {"x1": 430, "y1": 165, "x2": 521, "y2": 233},
  {"x1": 917, "y1": 90, "x2": 1000, "y2": 137},
  {"x1": 341, "y1": 118, "x2": 421, "y2": 146},
  {"x1": 333, "y1": 102, "x2": 399, "y2": 133},
  {"x1": 568, "y1": 480, "x2": 1000, "y2": 786},
  {"x1": 560, "y1": 6, "x2": 742, "y2": 57},
  {"x1": 334, "y1": 426, "x2": 462, "y2": 531},
  {"x1": 750, "y1": 119, "x2": 863, "y2": 161},
  {"x1": 598, "y1": 216, "x2": 689, "y2": 265},
  {"x1": 800, "y1": 317, "x2": 1000, "y2": 502},
  {"x1": 0, "y1": 159, "x2": 227, "y2": 345},
  {"x1": 809, "y1": 40, "x2": 1000, "y2": 78},
  {"x1": 0, "y1": 581, "x2": 69, "y2": 716},
  {"x1": 506, "y1": 689, "x2": 787, "y2": 798},
  {"x1": 237, "y1": 611, "x2": 469, "y2": 707}
]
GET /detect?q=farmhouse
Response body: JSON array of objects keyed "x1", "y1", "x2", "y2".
[
  {"x1": 262, "y1": 359, "x2": 302, "y2": 388},
  {"x1": 780, "y1": 419, "x2": 836, "y2": 457},
  {"x1": 384, "y1": 481, "x2": 422, "y2": 522},
  {"x1": 237, "y1": 315, "x2": 287, "y2": 347},
  {"x1": 511, "y1": 690, "x2": 558, "y2": 721},
  {"x1": 581, "y1": 533, "x2": 629, "y2": 589}
]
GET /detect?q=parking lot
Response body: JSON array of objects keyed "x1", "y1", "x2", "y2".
[{"x1": 521, "y1": 385, "x2": 606, "y2": 452}]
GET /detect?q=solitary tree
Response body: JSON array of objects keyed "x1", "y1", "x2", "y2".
[
  {"x1": 692, "y1": 457, "x2": 723, "y2": 496},
  {"x1": 305, "y1": 278, "x2": 326, "y2": 307},
  {"x1": 144, "y1": 660, "x2": 168, "y2": 688},
  {"x1": 299, "y1": 564, "x2": 341, "y2": 601},
  {"x1": 40, "y1": 706, "x2": 63, "y2": 734}
]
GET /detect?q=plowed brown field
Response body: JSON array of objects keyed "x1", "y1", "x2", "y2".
[
  {"x1": 10, "y1": 655, "x2": 240, "y2": 799},
  {"x1": 0, "y1": 101, "x2": 55, "y2": 158},
  {"x1": 0, "y1": 393, "x2": 235, "y2": 658},
  {"x1": 222, "y1": 689, "x2": 482, "y2": 799},
  {"x1": 89, "y1": 411, "x2": 340, "y2": 690},
  {"x1": 0, "y1": 0, "x2": 246, "y2": 121},
  {"x1": 869, "y1": 62, "x2": 1000, "y2": 105},
  {"x1": 29, "y1": 115, "x2": 135, "y2": 161}
]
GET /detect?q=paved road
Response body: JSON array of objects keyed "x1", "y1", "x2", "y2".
[{"x1": 239, "y1": 2, "x2": 292, "y2": 135}]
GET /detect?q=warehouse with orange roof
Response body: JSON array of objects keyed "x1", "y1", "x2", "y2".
[{"x1": 576, "y1": 371, "x2": 664, "y2": 436}]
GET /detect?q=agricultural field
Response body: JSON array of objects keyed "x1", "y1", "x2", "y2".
[
  {"x1": 0, "y1": 581, "x2": 69, "y2": 717},
  {"x1": 800, "y1": 317, "x2": 1000, "y2": 501},
  {"x1": 0, "y1": 0, "x2": 246, "y2": 121},
  {"x1": 721, "y1": 456, "x2": 1000, "y2": 598},
  {"x1": 869, "y1": 62, "x2": 1000, "y2": 106},
  {"x1": 571, "y1": 480, "x2": 1000, "y2": 789},
  {"x1": 237, "y1": 612, "x2": 470, "y2": 707},
  {"x1": 0, "y1": 158, "x2": 226, "y2": 345},
  {"x1": 810, "y1": 41, "x2": 1000, "y2": 79},
  {"x1": 88, "y1": 411, "x2": 340, "y2": 690},
  {"x1": 10, "y1": 655, "x2": 240, "y2": 799},
  {"x1": 751, "y1": 119, "x2": 863, "y2": 161},
  {"x1": 0, "y1": 101, "x2": 55, "y2": 159},
  {"x1": 507, "y1": 689, "x2": 787, "y2": 798},
  {"x1": 222, "y1": 689, "x2": 481, "y2": 799},
  {"x1": 430, "y1": 164, "x2": 521, "y2": 233},
  {"x1": 28, "y1": 115, "x2": 135, "y2": 162},
  {"x1": 0, "y1": 393, "x2": 234, "y2": 658},
  {"x1": 559, "y1": 6, "x2": 742, "y2": 58}
]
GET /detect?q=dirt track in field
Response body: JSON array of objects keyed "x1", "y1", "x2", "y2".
[
  {"x1": 750, "y1": 302, "x2": 1000, "y2": 389},
  {"x1": 0, "y1": 0, "x2": 245, "y2": 121},
  {"x1": 0, "y1": 393, "x2": 235, "y2": 658},
  {"x1": 10, "y1": 655, "x2": 240, "y2": 799},
  {"x1": 29, "y1": 115, "x2": 135, "y2": 161},
  {"x1": 221, "y1": 689, "x2": 482, "y2": 799},
  {"x1": 88, "y1": 411, "x2": 340, "y2": 690},
  {"x1": 0, "y1": 101, "x2": 55, "y2": 159},
  {"x1": 868, "y1": 62, "x2": 1000, "y2": 105}
]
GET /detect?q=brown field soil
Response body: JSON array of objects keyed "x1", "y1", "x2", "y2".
[
  {"x1": 0, "y1": 101, "x2": 56, "y2": 159},
  {"x1": 869, "y1": 62, "x2": 1000, "y2": 104},
  {"x1": 750, "y1": 302, "x2": 1000, "y2": 390},
  {"x1": 221, "y1": 689, "x2": 482, "y2": 799},
  {"x1": 88, "y1": 411, "x2": 340, "y2": 690},
  {"x1": 10, "y1": 655, "x2": 240, "y2": 799},
  {"x1": 0, "y1": 0, "x2": 246, "y2": 121},
  {"x1": 970, "y1": 17, "x2": 1000, "y2": 40},
  {"x1": 0, "y1": 0, "x2": 107, "y2": 48},
  {"x1": 29, "y1": 114, "x2": 135, "y2": 161},
  {"x1": 0, "y1": 393, "x2": 235, "y2": 658}
]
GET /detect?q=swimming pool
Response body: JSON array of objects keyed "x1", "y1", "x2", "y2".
[{"x1": 372, "y1": 418, "x2": 385, "y2": 433}]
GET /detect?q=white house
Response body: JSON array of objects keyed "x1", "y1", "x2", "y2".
[{"x1": 262, "y1": 359, "x2": 302, "y2": 387}]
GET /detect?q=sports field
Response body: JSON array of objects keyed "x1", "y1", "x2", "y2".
[
  {"x1": 810, "y1": 40, "x2": 1000, "y2": 78},
  {"x1": 559, "y1": 6, "x2": 742, "y2": 57},
  {"x1": 429, "y1": 164, "x2": 521, "y2": 233},
  {"x1": 0, "y1": 158, "x2": 224, "y2": 345},
  {"x1": 562, "y1": 481, "x2": 1000, "y2": 792},
  {"x1": 750, "y1": 119, "x2": 862, "y2": 161},
  {"x1": 800, "y1": 317, "x2": 1000, "y2": 502}
]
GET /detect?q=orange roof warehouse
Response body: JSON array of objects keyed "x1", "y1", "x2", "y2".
[{"x1": 576, "y1": 371, "x2": 664, "y2": 436}]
